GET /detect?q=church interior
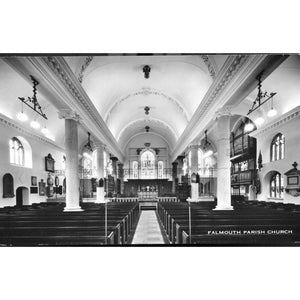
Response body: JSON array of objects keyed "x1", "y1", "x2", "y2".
[{"x1": 1, "y1": 54, "x2": 300, "y2": 246}]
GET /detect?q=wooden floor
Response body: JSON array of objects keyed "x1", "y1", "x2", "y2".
[{"x1": 131, "y1": 211, "x2": 166, "y2": 244}]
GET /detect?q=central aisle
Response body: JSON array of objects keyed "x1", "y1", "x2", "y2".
[{"x1": 131, "y1": 210, "x2": 167, "y2": 244}]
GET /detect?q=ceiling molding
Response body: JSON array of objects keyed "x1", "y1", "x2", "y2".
[
  {"x1": 105, "y1": 87, "x2": 190, "y2": 123},
  {"x1": 201, "y1": 55, "x2": 218, "y2": 79},
  {"x1": 0, "y1": 113, "x2": 65, "y2": 152},
  {"x1": 170, "y1": 55, "x2": 288, "y2": 162},
  {"x1": 78, "y1": 56, "x2": 94, "y2": 83},
  {"x1": 40, "y1": 56, "x2": 124, "y2": 161},
  {"x1": 250, "y1": 105, "x2": 300, "y2": 138}
]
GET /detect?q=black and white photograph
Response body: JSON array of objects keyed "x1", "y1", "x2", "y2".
[
  {"x1": 1, "y1": 2, "x2": 300, "y2": 300},
  {"x1": 1, "y1": 53, "x2": 300, "y2": 246}
]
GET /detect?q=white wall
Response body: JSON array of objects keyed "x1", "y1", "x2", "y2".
[
  {"x1": 0, "y1": 122, "x2": 65, "y2": 208},
  {"x1": 255, "y1": 114, "x2": 300, "y2": 204}
]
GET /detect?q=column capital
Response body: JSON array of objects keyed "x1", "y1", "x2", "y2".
[
  {"x1": 110, "y1": 156, "x2": 118, "y2": 162},
  {"x1": 177, "y1": 155, "x2": 185, "y2": 161},
  {"x1": 189, "y1": 144, "x2": 199, "y2": 151},
  {"x1": 172, "y1": 161, "x2": 178, "y2": 166},
  {"x1": 214, "y1": 106, "x2": 233, "y2": 119},
  {"x1": 93, "y1": 141, "x2": 105, "y2": 150},
  {"x1": 58, "y1": 109, "x2": 81, "y2": 122}
]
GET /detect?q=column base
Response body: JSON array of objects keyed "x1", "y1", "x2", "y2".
[
  {"x1": 214, "y1": 205, "x2": 234, "y2": 211},
  {"x1": 198, "y1": 196, "x2": 215, "y2": 202},
  {"x1": 64, "y1": 206, "x2": 84, "y2": 212}
]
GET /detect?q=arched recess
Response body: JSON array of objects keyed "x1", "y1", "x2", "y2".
[
  {"x1": 262, "y1": 170, "x2": 284, "y2": 200},
  {"x1": 16, "y1": 186, "x2": 29, "y2": 206},
  {"x1": 15, "y1": 136, "x2": 32, "y2": 168},
  {"x1": 122, "y1": 131, "x2": 172, "y2": 153},
  {"x1": 3, "y1": 173, "x2": 14, "y2": 198}
]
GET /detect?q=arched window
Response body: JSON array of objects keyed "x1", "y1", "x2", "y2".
[
  {"x1": 132, "y1": 161, "x2": 138, "y2": 178},
  {"x1": 9, "y1": 137, "x2": 25, "y2": 166},
  {"x1": 3, "y1": 173, "x2": 14, "y2": 198},
  {"x1": 270, "y1": 172, "x2": 284, "y2": 198},
  {"x1": 271, "y1": 134, "x2": 285, "y2": 162},
  {"x1": 158, "y1": 161, "x2": 164, "y2": 178},
  {"x1": 141, "y1": 150, "x2": 155, "y2": 179}
]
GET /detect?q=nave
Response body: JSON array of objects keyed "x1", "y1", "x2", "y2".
[
  {"x1": 1, "y1": 54, "x2": 300, "y2": 246},
  {"x1": 131, "y1": 210, "x2": 167, "y2": 244}
]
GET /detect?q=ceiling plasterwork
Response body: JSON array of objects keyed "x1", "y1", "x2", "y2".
[
  {"x1": 78, "y1": 56, "x2": 94, "y2": 83},
  {"x1": 105, "y1": 87, "x2": 190, "y2": 123},
  {"x1": 201, "y1": 55, "x2": 217, "y2": 79}
]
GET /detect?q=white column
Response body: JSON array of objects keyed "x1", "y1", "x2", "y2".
[
  {"x1": 111, "y1": 157, "x2": 118, "y2": 194},
  {"x1": 190, "y1": 145, "x2": 199, "y2": 201},
  {"x1": 177, "y1": 156, "x2": 184, "y2": 184},
  {"x1": 95, "y1": 142, "x2": 105, "y2": 203},
  {"x1": 172, "y1": 162, "x2": 178, "y2": 194},
  {"x1": 59, "y1": 109, "x2": 83, "y2": 212},
  {"x1": 118, "y1": 163, "x2": 124, "y2": 195},
  {"x1": 214, "y1": 108, "x2": 233, "y2": 210}
]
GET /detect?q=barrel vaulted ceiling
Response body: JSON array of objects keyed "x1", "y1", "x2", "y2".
[
  {"x1": 63, "y1": 55, "x2": 224, "y2": 150},
  {"x1": 1, "y1": 54, "x2": 295, "y2": 161}
]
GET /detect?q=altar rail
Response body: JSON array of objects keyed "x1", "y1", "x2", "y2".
[
  {"x1": 157, "y1": 197, "x2": 179, "y2": 202},
  {"x1": 109, "y1": 197, "x2": 139, "y2": 203},
  {"x1": 108, "y1": 197, "x2": 179, "y2": 203}
]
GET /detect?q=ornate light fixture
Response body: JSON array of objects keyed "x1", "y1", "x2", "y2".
[
  {"x1": 18, "y1": 75, "x2": 48, "y2": 120},
  {"x1": 145, "y1": 126, "x2": 150, "y2": 132},
  {"x1": 247, "y1": 73, "x2": 277, "y2": 125},
  {"x1": 144, "y1": 106, "x2": 150, "y2": 115},
  {"x1": 84, "y1": 132, "x2": 93, "y2": 152},
  {"x1": 244, "y1": 118, "x2": 255, "y2": 133},
  {"x1": 17, "y1": 102, "x2": 28, "y2": 122},
  {"x1": 143, "y1": 65, "x2": 151, "y2": 79},
  {"x1": 203, "y1": 130, "x2": 213, "y2": 158}
]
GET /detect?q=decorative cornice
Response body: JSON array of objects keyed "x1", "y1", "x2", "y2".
[
  {"x1": 105, "y1": 87, "x2": 189, "y2": 122},
  {"x1": 250, "y1": 105, "x2": 300, "y2": 138},
  {"x1": 171, "y1": 55, "x2": 248, "y2": 158},
  {"x1": 58, "y1": 109, "x2": 81, "y2": 121},
  {"x1": 0, "y1": 113, "x2": 65, "y2": 152},
  {"x1": 214, "y1": 105, "x2": 233, "y2": 119},
  {"x1": 41, "y1": 56, "x2": 123, "y2": 161},
  {"x1": 201, "y1": 55, "x2": 217, "y2": 79},
  {"x1": 93, "y1": 141, "x2": 106, "y2": 149},
  {"x1": 78, "y1": 56, "x2": 94, "y2": 83}
]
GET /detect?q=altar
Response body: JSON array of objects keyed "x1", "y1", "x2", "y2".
[
  {"x1": 123, "y1": 179, "x2": 173, "y2": 198},
  {"x1": 138, "y1": 184, "x2": 158, "y2": 199},
  {"x1": 138, "y1": 191, "x2": 158, "y2": 199}
]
